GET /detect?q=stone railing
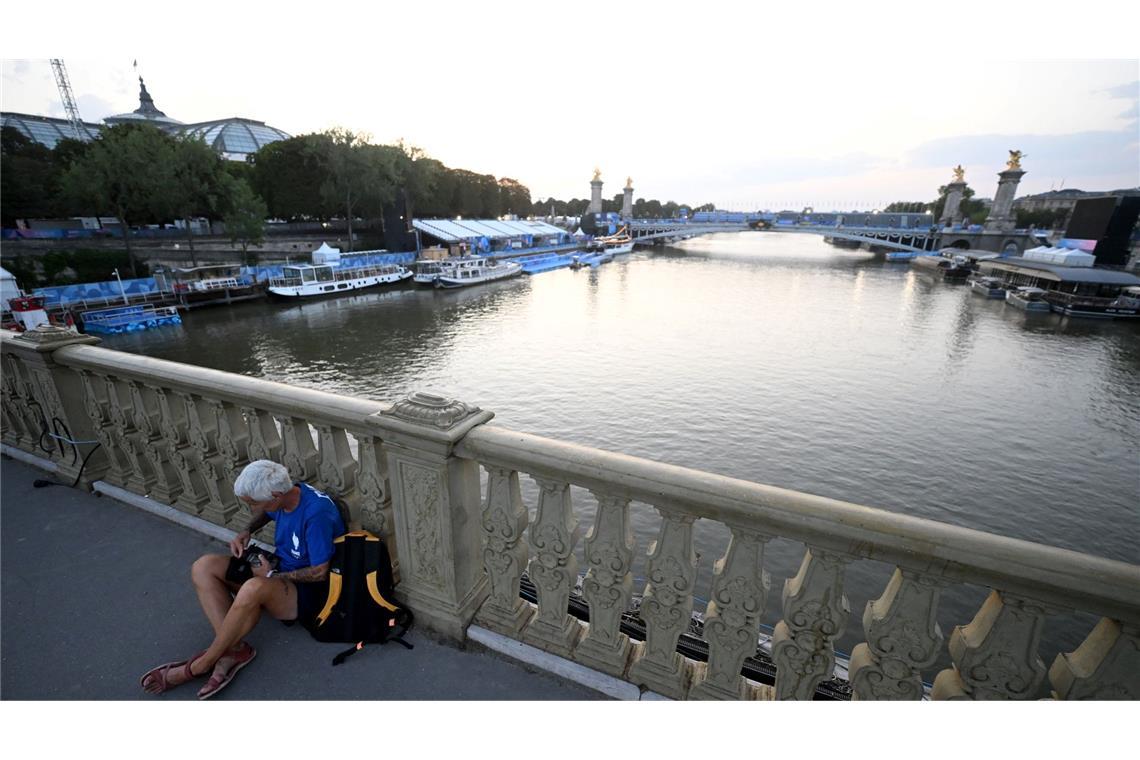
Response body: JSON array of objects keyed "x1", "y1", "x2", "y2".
[{"x1": 3, "y1": 326, "x2": 1138, "y2": 700}]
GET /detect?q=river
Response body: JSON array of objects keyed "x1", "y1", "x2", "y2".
[{"x1": 103, "y1": 232, "x2": 1140, "y2": 673}]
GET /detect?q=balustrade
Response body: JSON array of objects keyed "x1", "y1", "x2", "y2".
[{"x1": 4, "y1": 327, "x2": 1139, "y2": 701}]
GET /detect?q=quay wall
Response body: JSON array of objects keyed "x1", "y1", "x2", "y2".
[{"x1": 2, "y1": 328, "x2": 1138, "y2": 701}]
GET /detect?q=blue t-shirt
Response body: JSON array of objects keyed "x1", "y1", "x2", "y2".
[{"x1": 267, "y1": 483, "x2": 345, "y2": 572}]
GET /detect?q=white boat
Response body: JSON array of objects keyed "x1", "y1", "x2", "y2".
[
  {"x1": 587, "y1": 226, "x2": 634, "y2": 256},
  {"x1": 433, "y1": 257, "x2": 523, "y2": 289},
  {"x1": 267, "y1": 262, "x2": 411, "y2": 299},
  {"x1": 1005, "y1": 286, "x2": 1052, "y2": 312},
  {"x1": 969, "y1": 276, "x2": 1007, "y2": 299},
  {"x1": 411, "y1": 259, "x2": 446, "y2": 285}
]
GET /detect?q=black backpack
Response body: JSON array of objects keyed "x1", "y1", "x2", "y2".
[{"x1": 309, "y1": 529, "x2": 414, "y2": 666}]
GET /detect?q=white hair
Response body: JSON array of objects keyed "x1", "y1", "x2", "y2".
[{"x1": 233, "y1": 460, "x2": 293, "y2": 502}]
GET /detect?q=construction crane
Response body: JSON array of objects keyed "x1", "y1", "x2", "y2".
[{"x1": 49, "y1": 59, "x2": 88, "y2": 141}]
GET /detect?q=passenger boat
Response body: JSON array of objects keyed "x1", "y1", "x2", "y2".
[
  {"x1": 911, "y1": 253, "x2": 971, "y2": 280},
  {"x1": 411, "y1": 259, "x2": 446, "y2": 285},
  {"x1": 1005, "y1": 286, "x2": 1052, "y2": 312},
  {"x1": 267, "y1": 263, "x2": 411, "y2": 299},
  {"x1": 570, "y1": 250, "x2": 614, "y2": 269},
  {"x1": 1045, "y1": 287, "x2": 1140, "y2": 319},
  {"x1": 586, "y1": 227, "x2": 634, "y2": 256},
  {"x1": 80, "y1": 304, "x2": 181, "y2": 334},
  {"x1": 432, "y1": 257, "x2": 523, "y2": 289},
  {"x1": 969, "y1": 276, "x2": 1007, "y2": 299}
]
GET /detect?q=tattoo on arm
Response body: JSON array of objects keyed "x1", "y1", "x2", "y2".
[
  {"x1": 278, "y1": 562, "x2": 329, "y2": 583},
  {"x1": 246, "y1": 510, "x2": 271, "y2": 534}
]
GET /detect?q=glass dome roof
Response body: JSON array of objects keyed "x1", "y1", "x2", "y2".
[{"x1": 172, "y1": 118, "x2": 291, "y2": 157}]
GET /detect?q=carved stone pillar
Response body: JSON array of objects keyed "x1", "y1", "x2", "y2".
[
  {"x1": 365, "y1": 392, "x2": 494, "y2": 642},
  {"x1": 354, "y1": 435, "x2": 393, "y2": 541},
  {"x1": 690, "y1": 526, "x2": 770, "y2": 701},
  {"x1": 157, "y1": 387, "x2": 208, "y2": 516},
  {"x1": 523, "y1": 477, "x2": 583, "y2": 657},
  {"x1": 984, "y1": 169, "x2": 1026, "y2": 233},
  {"x1": 182, "y1": 393, "x2": 236, "y2": 526},
  {"x1": 772, "y1": 547, "x2": 851, "y2": 700},
  {"x1": 1, "y1": 352, "x2": 37, "y2": 448},
  {"x1": 940, "y1": 180, "x2": 968, "y2": 226},
  {"x1": 629, "y1": 510, "x2": 698, "y2": 699},
  {"x1": 279, "y1": 416, "x2": 318, "y2": 483},
  {"x1": 105, "y1": 375, "x2": 156, "y2": 495},
  {"x1": 314, "y1": 423, "x2": 356, "y2": 497},
  {"x1": 932, "y1": 590, "x2": 1048, "y2": 700},
  {"x1": 77, "y1": 370, "x2": 131, "y2": 488},
  {"x1": 474, "y1": 466, "x2": 534, "y2": 636},
  {"x1": 1, "y1": 327, "x2": 107, "y2": 486},
  {"x1": 849, "y1": 568, "x2": 945, "y2": 700},
  {"x1": 128, "y1": 381, "x2": 181, "y2": 503},
  {"x1": 574, "y1": 491, "x2": 636, "y2": 678},
  {"x1": 1049, "y1": 619, "x2": 1140, "y2": 700}
]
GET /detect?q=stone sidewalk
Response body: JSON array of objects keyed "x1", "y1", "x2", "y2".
[{"x1": 0, "y1": 456, "x2": 601, "y2": 700}]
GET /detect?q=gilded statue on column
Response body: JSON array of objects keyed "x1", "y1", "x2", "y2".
[
  {"x1": 592, "y1": 167, "x2": 602, "y2": 181},
  {"x1": 625, "y1": 176, "x2": 633, "y2": 189},
  {"x1": 1006, "y1": 150, "x2": 1024, "y2": 170},
  {"x1": 952, "y1": 165, "x2": 965, "y2": 183}
]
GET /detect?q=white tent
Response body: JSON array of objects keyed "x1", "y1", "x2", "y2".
[
  {"x1": 1, "y1": 266, "x2": 23, "y2": 310},
  {"x1": 311, "y1": 242, "x2": 342, "y2": 264}
]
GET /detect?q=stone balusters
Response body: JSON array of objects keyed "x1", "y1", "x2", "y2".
[
  {"x1": 849, "y1": 568, "x2": 945, "y2": 700},
  {"x1": 629, "y1": 510, "x2": 699, "y2": 698},
  {"x1": 314, "y1": 423, "x2": 356, "y2": 497},
  {"x1": 155, "y1": 387, "x2": 209, "y2": 516},
  {"x1": 353, "y1": 435, "x2": 393, "y2": 539},
  {"x1": 209, "y1": 399, "x2": 251, "y2": 529},
  {"x1": 128, "y1": 381, "x2": 182, "y2": 503},
  {"x1": 574, "y1": 492, "x2": 636, "y2": 678},
  {"x1": 279, "y1": 416, "x2": 319, "y2": 483},
  {"x1": 241, "y1": 406, "x2": 282, "y2": 463},
  {"x1": 77, "y1": 370, "x2": 131, "y2": 487},
  {"x1": 1, "y1": 353, "x2": 38, "y2": 449},
  {"x1": 474, "y1": 466, "x2": 534, "y2": 636},
  {"x1": 932, "y1": 590, "x2": 1048, "y2": 700},
  {"x1": 522, "y1": 477, "x2": 583, "y2": 657},
  {"x1": 772, "y1": 547, "x2": 852, "y2": 700},
  {"x1": 104, "y1": 375, "x2": 156, "y2": 495},
  {"x1": 181, "y1": 393, "x2": 239, "y2": 527},
  {"x1": 1049, "y1": 619, "x2": 1140, "y2": 699},
  {"x1": 690, "y1": 527, "x2": 771, "y2": 700}
]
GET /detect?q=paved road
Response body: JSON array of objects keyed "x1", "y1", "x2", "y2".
[{"x1": 0, "y1": 456, "x2": 600, "y2": 700}]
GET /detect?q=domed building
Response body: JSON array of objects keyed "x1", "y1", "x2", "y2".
[{"x1": 1, "y1": 75, "x2": 291, "y2": 161}]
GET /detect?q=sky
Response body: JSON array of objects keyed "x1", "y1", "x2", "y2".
[{"x1": 2, "y1": 3, "x2": 1138, "y2": 212}]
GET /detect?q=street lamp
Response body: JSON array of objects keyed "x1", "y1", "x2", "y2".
[{"x1": 111, "y1": 268, "x2": 128, "y2": 305}]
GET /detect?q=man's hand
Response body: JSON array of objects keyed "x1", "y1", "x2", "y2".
[
  {"x1": 230, "y1": 530, "x2": 251, "y2": 557},
  {"x1": 251, "y1": 554, "x2": 272, "y2": 579}
]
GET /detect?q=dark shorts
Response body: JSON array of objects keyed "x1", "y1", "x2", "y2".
[{"x1": 282, "y1": 578, "x2": 330, "y2": 631}]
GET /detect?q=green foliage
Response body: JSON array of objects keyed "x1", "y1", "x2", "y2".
[
  {"x1": 883, "y1": 201, "x2": 927, "y2": 213},
  {"x1": 59, "y1": 123, "x2": 178, "y2": 275},
  {"x1": 4, "y1": 249, "x2": 137, "y2": 288},
  {"x1": 1, "y1": 127, "x2": 61, "y2": 225},
  {"x1": 251, "y1": 135, "x2": 331, "y2": 220},
  {"x1": 224, "y1": 178, "x2": 268, "y2": 258}
]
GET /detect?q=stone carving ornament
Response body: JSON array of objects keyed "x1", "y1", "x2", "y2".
[
  {"x1": 691, "y1": 527, "x2": 770, "y2": 700},
  {"x1": 401, "y1": 460, "x2": 444, "y2": 591},
  {"x1": 523, "y1": 477, "x2": 582, "y2": 655},
  {"x1": 475, "y1": 467, "x2": 533, "y2": 635},
  {"x1": 772, "y1": 547, "x2": 851, "y2": 700},
  {"x1": 574, "y1": 492, "x2": 635, "y2": 677}
]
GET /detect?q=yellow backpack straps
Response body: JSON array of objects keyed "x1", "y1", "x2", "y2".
[
  {"x1": 365, "y1": 571, "x2": 399, "y2": 612},
  {"x1": 316, "y1": 570, "x2": 343, "y2": 626}
]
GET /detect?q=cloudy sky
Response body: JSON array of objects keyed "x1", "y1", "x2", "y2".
[{"x1": 3, "y1": 3, "x2": 1137, "y2": 211}]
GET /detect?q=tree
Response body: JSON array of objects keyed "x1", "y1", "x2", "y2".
[
  {"x1": 308, "y1": 128, "x2": 385, "y2": 252},
  {"x1": 884, "y1": 201, "x2": 927, "y2": 213},
  {"x1": 223, "y1": 178, "x2": 268, "y2": 263},
  {"x1": 251, "y1": 134, "x2": 331, "y2": 220},
  {"x1": 1, "y1": 127, "x2": 60, "y2": 225},
  {"x1": 60, "y1": 123, "x2": 177, "y2": 277},
  {"x1": 498, "y1": 178, "x2": 532, "y2": 216},
  {"x1": 171, "y1": 136, "x2": 232, "y2": 265}
]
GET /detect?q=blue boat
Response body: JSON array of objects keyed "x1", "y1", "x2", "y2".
[{"x1": 80, "y1": 305, "x2": 182, "y2": 334}]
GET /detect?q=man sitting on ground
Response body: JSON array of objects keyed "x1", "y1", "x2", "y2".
[{"x1": 140, "y1": 459, "x2": 345, "y2": 699}]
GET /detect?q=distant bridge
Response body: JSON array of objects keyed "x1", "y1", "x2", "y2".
[{"x1": 626, "y1": 217, "x2": 939, "y2": 253}]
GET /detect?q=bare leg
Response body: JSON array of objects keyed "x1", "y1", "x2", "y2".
[
  {"x1": 191, "y1": 554, "x2": 238, "y2": 635},
  {"x1": 192, "y1": 576, "x2": 297, "y2": 675}
]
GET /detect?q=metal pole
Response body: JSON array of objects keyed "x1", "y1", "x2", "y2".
[{"x1": 112, "y1": 269, "x2": 128, "y2": 305}]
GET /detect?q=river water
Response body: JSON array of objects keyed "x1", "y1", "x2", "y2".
[{"x1": 104, "y1": 232, "x2": 1140, "y2": 674}]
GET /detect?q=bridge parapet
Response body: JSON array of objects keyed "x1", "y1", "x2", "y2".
[{"x1": 3, "y1": 327, "x2": 1137, "y2": 700}]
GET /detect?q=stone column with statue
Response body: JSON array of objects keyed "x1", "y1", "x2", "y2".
[
  {"x1": 621, "y1": 177, "x2": 634, "y2": 218},
  {"x1": 588, "y1": 168, "x2": 604, "y2": 215},
  {"x1": 983, "y1": 151, "x2": 1027, "y2": 233},
  {"x1": 939, "y1": 165, "x2": 969, "y2": 227}
]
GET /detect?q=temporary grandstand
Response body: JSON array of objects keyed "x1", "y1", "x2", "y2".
[{"x1": 413, "y1": 218, "x2": 569, "y2": 250}]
